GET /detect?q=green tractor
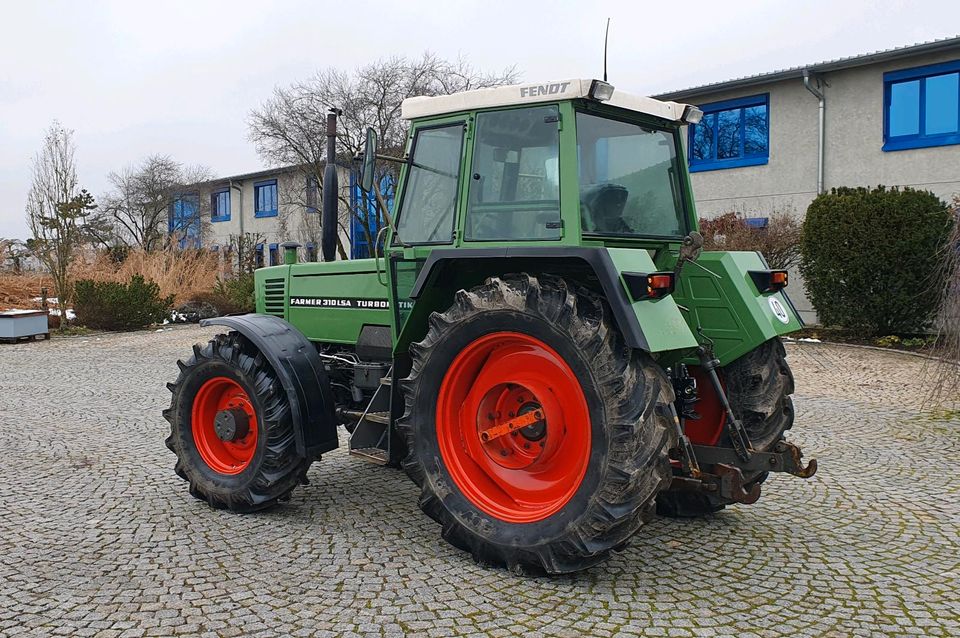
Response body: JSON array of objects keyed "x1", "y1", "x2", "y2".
[{"x1": 164, "y1": 79, "x2": 816, "y2": 574}]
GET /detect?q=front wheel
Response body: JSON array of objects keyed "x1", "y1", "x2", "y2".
[
  {"x1": 399, "y1": 274, "x2": 675, "y2": 574},
  {"x1": 164, "y1": 332, "x2": 311, "y2": 512}
]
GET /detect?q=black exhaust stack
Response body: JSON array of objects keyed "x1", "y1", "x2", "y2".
[{"x1": 321, "y1": 108, "x2": 341, "y2": 262}]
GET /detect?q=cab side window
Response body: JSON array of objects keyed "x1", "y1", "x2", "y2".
[
  {"x1": 394, "y1": 123, "x2": 464, "y2": 244},
  {"x1": 466, "y1": 106, "x2": 561, "y2": 241}
]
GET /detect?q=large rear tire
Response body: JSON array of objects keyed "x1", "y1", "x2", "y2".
[
  {"x1": 657, "y1": 338, "x2": 795, "y2": 517},
  {"x1": 399, "y1": 274, "x2": 675, "y2": 574},
  {"x1": 164, "y1": 332, "x2": 311, "y2": 512}
]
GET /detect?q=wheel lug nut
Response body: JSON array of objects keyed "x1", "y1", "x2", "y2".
[{"x1": 500, "y1": 450, "x2": 508, "y2": 456}]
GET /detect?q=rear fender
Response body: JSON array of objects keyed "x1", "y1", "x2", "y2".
[
  {"x1": 401, "y1": 247, "x2": 698, "y2": 354},
  {"x1": 201, "y1": 314, "x2": 338, "y2": 458},
  {"x1": 671, "y1": 251, "x2": 803, "y2": 366}
]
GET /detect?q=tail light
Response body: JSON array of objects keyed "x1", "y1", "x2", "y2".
[
  {"x1": 623, "y1": 271, "x2": 676, "y2": 301},
  {"x1": 749, "y1": 269, "x2": 788, "y2": 293}
]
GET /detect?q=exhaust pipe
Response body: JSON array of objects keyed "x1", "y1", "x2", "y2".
[{"x1": 321, "y1": 108, "x2": 341, "y2": 262}]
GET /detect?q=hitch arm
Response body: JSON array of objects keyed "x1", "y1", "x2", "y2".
[
  {"x1": 697, "y1": 346, "x2": 753, "y2": 462},
  {"x1": 691, "y1": 442, "x2": 818, "y2": 478}
]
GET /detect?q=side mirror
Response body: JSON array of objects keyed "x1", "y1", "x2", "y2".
[{"x1": 358, "y1": 127, "x2": 378, "y2": 193}]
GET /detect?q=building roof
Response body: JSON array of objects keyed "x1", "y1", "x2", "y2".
[
  {"x1": 654, "y1": 35, "x2": 960, "y2": 101},
  {"x1": 400, "y1": 78, "x2": 692, "y2": 122}
]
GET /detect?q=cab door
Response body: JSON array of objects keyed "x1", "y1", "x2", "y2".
[{"x1": 385, "y1": 117, "x2": 468, "y2": 349}]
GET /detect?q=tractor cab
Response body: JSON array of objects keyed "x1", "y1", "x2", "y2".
[{"x1": 361, "y1": 79, "x2": 702, "y2": 252}]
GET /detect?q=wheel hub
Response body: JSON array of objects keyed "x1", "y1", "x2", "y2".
[
  {"x1": 436, "y1": 332, "x2": 591, "y2": 523},
  {"x1": 191, "y1": 377, "x2": 259, "y2": 475},
  {"x1": 214, "y1": 408, "x2": 250, "y2": 442}
]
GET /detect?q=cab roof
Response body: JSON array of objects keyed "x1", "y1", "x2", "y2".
[{"x1": 400, "y1": 79, "x2": 691, "y2": 122}]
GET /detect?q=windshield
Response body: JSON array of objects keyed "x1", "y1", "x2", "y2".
[{"x1": 576, "y1": 111, "x2": 687, "y2": 238}]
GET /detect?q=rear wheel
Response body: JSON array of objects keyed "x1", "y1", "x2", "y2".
[
  {"x1": 399, "y1": 274, "x2": 675, "y2": 574},
  {"x1": 657, "y1": 338, "x2": 795, "y2": 517},
  {"x1": 164, "y1": 332, "x2": 311, "y2": 512}
]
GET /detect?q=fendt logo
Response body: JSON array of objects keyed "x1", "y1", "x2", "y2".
[{"x1": 519, "y1": 82, "x2": 571, "y2": 98}]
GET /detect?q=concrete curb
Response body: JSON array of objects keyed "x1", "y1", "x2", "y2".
[{"x1": 784, "y1": 338, "x2": 959, "y2": 365}]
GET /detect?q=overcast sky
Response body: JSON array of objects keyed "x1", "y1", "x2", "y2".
[{"x1": 1, "y1": 0, "x2": 957, "y2": 238}]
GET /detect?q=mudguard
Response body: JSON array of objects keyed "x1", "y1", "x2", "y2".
[
  {"x1": 406, "y1": 247, "x2": 698, "y2": 353},
  {"x1": 671, "y1": 251, "x2": 804, "y2": 366},
  {"x1": 201, "y1": 313, "x2": 339, "y2": 458}
]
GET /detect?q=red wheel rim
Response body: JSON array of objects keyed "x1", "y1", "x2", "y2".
[
  {"x1": 436, "y1": 332, "x2": 591, "y2": 523},
  {"x1": 191, "y1": 377, "x2": 259, "y2": 475}
]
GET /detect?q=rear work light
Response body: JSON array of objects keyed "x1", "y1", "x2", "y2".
[
  {"x1": 749, "y1": 269, "x2": 789, "y2": 293},
  {"x1": 622, "y1": 271, "x2": 677, "y2": 301}
]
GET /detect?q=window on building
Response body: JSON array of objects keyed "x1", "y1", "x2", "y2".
[
  {"x1": 255, "y1": 243, "x2": 265, "y2": 268},
  {"x1": 169, "y1": 194, "x2": 201, "y2": 249},
  {"x1": 884, "y1": 59, "x2": 960, "y2": 151},
  {"x1": 306, "y1": 177, "x2": 318, "y2": 212},
  {"x1": 465, "y1": 105, "x2": 562, "y2": 241},
  {"x1": 688, "y1": 94, "x2": 769, "y2": 172},
  {"x1": 211, "y1": 188, "x2": 230, "y2": 222},
  {"x1": 305, "y1": 242, "x2": 317, "y2": 262},
  {"x1": 254, "y1": 180, "x2": 278, "y2": 217},
  {"x1": 268, "y1": 243, "x2": 279, "y2": 266},
  {"x1": 394, "y1": 122, "x2": 465, "y2": 244}
]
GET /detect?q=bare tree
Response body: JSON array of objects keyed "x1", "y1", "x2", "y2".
[
  {"x1": 0, "y1": 238, "x2": 31, "y2": 273},
  {"x1": 927, "y1": 195, "x2": 960, "y2": 406},
  {"x1": 94, "y1": 155, "x2": 213, "y2": 251},
  {"x1": 25, "y1": 121, "x2": 95, "y2": 326},
  {"x1": 248, "y1": 53, "x2": 519, "y2": 257}
]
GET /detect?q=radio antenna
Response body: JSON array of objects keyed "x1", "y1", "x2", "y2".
[{"x1": 603, "y1": 18, "x2": 611, "y2": 81}]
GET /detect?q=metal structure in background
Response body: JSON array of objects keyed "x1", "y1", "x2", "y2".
[{"x1": 349, "y1": 172, "x2": 395, "y2": 259}]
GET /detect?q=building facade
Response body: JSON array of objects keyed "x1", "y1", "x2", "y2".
[
  {"x1": 183, "y1": 165, "x2": 355, "y2": 267},
  {"x1": 655, "y1": 36, "x2": 960, "y2": 322}
]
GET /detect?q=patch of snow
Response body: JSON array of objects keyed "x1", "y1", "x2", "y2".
[
  {"x1": 155, "y1": 329, "x2": 164, "y2": 333},
  {"x1": 0, "y1": 309, "x2": 42, "y2": 316},
  {"x1": 48, "y1": 308, "x2": 77, "y2": 320},
  {"x1": 798, "y1": 337, "x2": 822, "y2": 343}
]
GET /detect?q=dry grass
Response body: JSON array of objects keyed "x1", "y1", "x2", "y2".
[
  {"x1": 70, "y1": 250, "x2": 222, "y2": 306},
  {"x1": 1, "y1": 249, "x2": 224, "y2": 310},
  {"x1": 0, "y1": 273, "x2": 52, "y2": 309}
]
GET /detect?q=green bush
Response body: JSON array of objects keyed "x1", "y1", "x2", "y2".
[
  {"x1": 74, "y1": 275, "x2": 174, "y2": 331},
  {"x1": 211, "y1": 273, "x2": 255, "y2": 314},
  {"x1": 800, "y1": 186, "x2": 952, "y2": 336}
]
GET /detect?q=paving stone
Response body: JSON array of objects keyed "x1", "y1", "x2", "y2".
[{"x1": 0, "y1": 327, "x2": 958, "y2": 637}]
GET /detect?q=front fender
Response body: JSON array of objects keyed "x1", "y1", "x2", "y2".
[{"x1": 201, "y1": 313, "x2": 338, "y2": 458}]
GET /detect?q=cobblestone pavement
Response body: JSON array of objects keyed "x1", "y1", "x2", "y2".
[{"x1": 1, "y1": 325, "x2": 958, "y2": 638}]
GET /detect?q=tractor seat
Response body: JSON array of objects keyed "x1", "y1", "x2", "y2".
[{"x1": 580, "y1": 183, "x2": 629, "y2": 233}]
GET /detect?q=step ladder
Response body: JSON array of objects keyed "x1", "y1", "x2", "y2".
[{"x1": 348, "y1": 367, "x2": 392, "y2": 465}]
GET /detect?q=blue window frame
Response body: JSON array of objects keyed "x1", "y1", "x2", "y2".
[
  {"x1": 169, "y1": 194, "x2": 201, "y2": 249},
  {"x1": 884, "y1": 59, "x2": 960, "y2": 152},
  {"x1": 268, "y1": 243, "x2": 279, "y2": 266},
  {"x1": 211, "y1": 188, "x2": 230, "y2": 222},
  {"x1": 255, "y1": 243, "x2": 265, "y2": 268},
  {"x1": 254, "y1": 180, "x2": 278, "y2": 218},
  {"x1": 349, "y1": 171, "x2": 395, "y2": 258},
  {"x1": 305, "y1": 242, "x2": 317, "y2": 262},
  {"x1": 688, "y1": 94, "x2": 769, "y2": 172}
]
